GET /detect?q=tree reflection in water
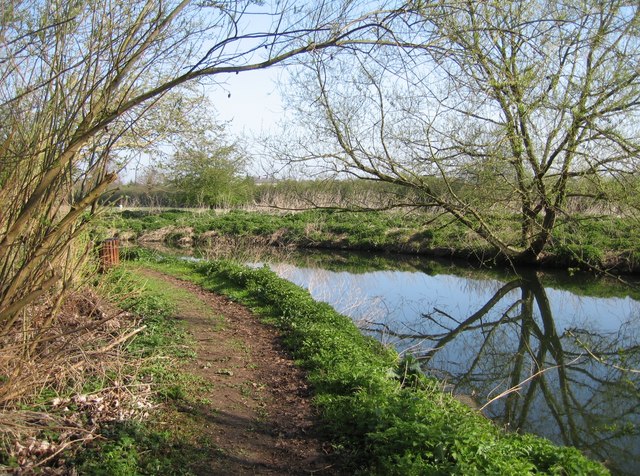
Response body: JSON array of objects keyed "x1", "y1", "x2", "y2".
[{"x1": 364, "y1": 271, "x2": 640, "y2": 475}]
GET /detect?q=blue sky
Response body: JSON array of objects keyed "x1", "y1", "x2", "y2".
[
  {"x1": 120, "y1": 63, "x2": 288, "y2": 182},
  {"x1": 208, "y1": 66, "x2": 286, "y2": 137},
  {"x1": 120, "y1": 3, "x2": 294, "y2": 183}
]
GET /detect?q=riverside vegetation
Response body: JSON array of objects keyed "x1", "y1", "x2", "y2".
[
  {"x1": 2, "y1": 1, "x2": 637, "y2": 473},
  {"x1": 0, "y1": 261, "x2": 203, "y2": 473},
  {"x1": 97, "y1": 207, "x2": 637, "y2": 473},
  {"x1": 0, "y1": 240, "x2": 612, "y2": 473},
  {"x1": 107, "y1": 208, "x2": 640, "y2": 274},
  {"x1": 116, "y1": 250, "x2": 608, "y2": 474}
]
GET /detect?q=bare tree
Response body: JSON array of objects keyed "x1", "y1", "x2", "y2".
[
  {"x1": 0, "y1": 0, "x2": 405, "y2": 332},
  {"x1": 282, "y1": 0, "x2": 640, "y2": 264}
]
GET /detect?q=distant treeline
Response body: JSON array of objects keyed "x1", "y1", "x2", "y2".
[
  {"x1": 103, "y1": 177, "x2": 625, "y2": 214},
  {"x1": 103, "y1": 179, "x2": 414, "y2": 209},
  {"x1": 103, "y1": 180, "x2": 254, "y2": 208}
]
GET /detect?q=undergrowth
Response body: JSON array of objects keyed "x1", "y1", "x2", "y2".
[{"x1": 69, "y1": 267, "x2": 210, "y2": 475}]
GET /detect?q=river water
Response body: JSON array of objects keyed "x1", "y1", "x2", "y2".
[{"x1": 244, "y1": 250, "x2": 640, "y2": 475}]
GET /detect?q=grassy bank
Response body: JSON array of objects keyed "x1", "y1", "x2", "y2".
[
  {"x1": 0, "y1": 248, "x2": 612, "y2": 474},
  {"x1": 130, "y1": 252, "x2": 608, "y2": 475},
  {"x1": 69, "y1": 266, "x2": 217, "y2": 475},
  {"x1": 104, "y1": 208, "x2": 640, "y2": 273}
]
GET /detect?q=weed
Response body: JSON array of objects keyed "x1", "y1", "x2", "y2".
[{"x1": 74, "y1": 421, "x2": 200, "y2": 476}]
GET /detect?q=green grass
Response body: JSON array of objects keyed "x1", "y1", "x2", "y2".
[
  {"x1": 73, "y1": 419, "x2": 217, "y2": 476},
  {"x1": 103, "y1": 266, "x2": 194, "y2": 361},
  {"x1": 71, "y1": 266, "x2": 218, "y2": 475}
]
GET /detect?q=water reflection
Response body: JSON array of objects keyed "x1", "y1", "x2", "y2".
[
  {"x1": 382, "y1": 271, "x2": 640, "y2": 474},
  {"x1": 268, "y1": 261, "x2": 640, "y2": 475}
]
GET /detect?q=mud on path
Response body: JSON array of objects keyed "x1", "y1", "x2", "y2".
[{"x1": 136, "y1": 268, "x2": 340, "y2": 475}]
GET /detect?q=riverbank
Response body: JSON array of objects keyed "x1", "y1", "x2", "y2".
[
  {"x1": 2, "y1": 251, "x2": 607, "y2": 473},
  {"x1": 122, "y1": 253, "x2": 607, "y2": 474},
  {"x1": 0, "y1": 263, "x2": 341, "y2": 474},
  {"x1": 104, "y1": 208, "x2": 640, "y2": 274}
]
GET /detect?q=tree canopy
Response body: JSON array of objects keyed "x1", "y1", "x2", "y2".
[
  {"x1": 166, "y1": 127, "x2": 252, "y2": 207},
  {"x1": 0, "y1": 0, "x2": 407, "y2": 330}
]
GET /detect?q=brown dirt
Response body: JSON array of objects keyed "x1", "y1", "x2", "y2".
[{"x1": 136, "y1": 268, "x2": 342, "y2": 476}]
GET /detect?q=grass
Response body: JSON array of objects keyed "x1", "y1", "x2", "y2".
[
  {"x1": 57, "y1": 242, "x2": 616, "y2": 474},
  {"x1": 0, "y1": 256, "x2": 219, "y2": 474},
  {"x1": 70, "y1": 266, "x2": 219, "y2": 475}
]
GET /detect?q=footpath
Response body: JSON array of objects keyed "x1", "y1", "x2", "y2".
[{"x1": 137, "y1": 268, "x2": 339, "y2": 475}]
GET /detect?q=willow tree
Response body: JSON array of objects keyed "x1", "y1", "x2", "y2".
[
  {"x1": 0, "y1": 0, "x2": 405, "y2": 333},
  {"x1": 283, "y1": 0, "x2": 640, "y2": 264}
]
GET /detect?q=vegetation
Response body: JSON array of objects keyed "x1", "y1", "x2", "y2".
[
  {"x1": 134, "y1": 253, "x2": 607, "y2": 475},
  {"x1": 0, "y1": 4, "x2": 407, "y2": 469},
  {"x1": 281, "y1": 0, "x2": 640, "y2": 265},
  {"x1": 1, "y1": 0, "x2": 638, "y2": 472},
  {"x1": 71, "y1": 266, "x2": 241, "y2": 475},
  {"x1": 160, "y1": 102, "x2": 255, "y2": 208},
  {"x1": 0, "y1": 243, "x2": 615, "y2": 473},
  {"x1": 0, "y1": 0, "x2": 402, "y2": 384},
  {"x1": 0, "y1": 264, "x2": 215, "y2": 473},
  {"x1": 108, "y1": 208, "x2": 640, "y2": 273}
]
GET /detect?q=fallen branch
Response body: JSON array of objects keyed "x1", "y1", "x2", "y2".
[{"x1": 94, "y1": 325, "x2": 147, "y2": 354}]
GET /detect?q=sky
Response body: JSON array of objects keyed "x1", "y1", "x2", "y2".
[
  {"x1": 208, "y1": 66, "x2": 292, "y2": 178},
  {"x1": 208, "y1": 67, "x2": 287, "y2": 138},
  {"x1": 120, "y1": 2, "x2": 295, "y2": 183}
]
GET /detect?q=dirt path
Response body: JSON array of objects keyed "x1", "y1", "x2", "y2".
[{"x1": 137, "y1": 268, "x2": 340, "y2": 475}]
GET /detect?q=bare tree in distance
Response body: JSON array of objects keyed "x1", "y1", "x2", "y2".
[
  {"x1": 280, "y1": 0, "x2": 640, "y2": 264},
  {"x1": 0, "y1": 0, "x2": 408, "y2": 332}
]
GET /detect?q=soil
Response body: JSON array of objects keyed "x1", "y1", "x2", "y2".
[{"x1": 136, "y1": 268, "x2": 342, "y2": 476}]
